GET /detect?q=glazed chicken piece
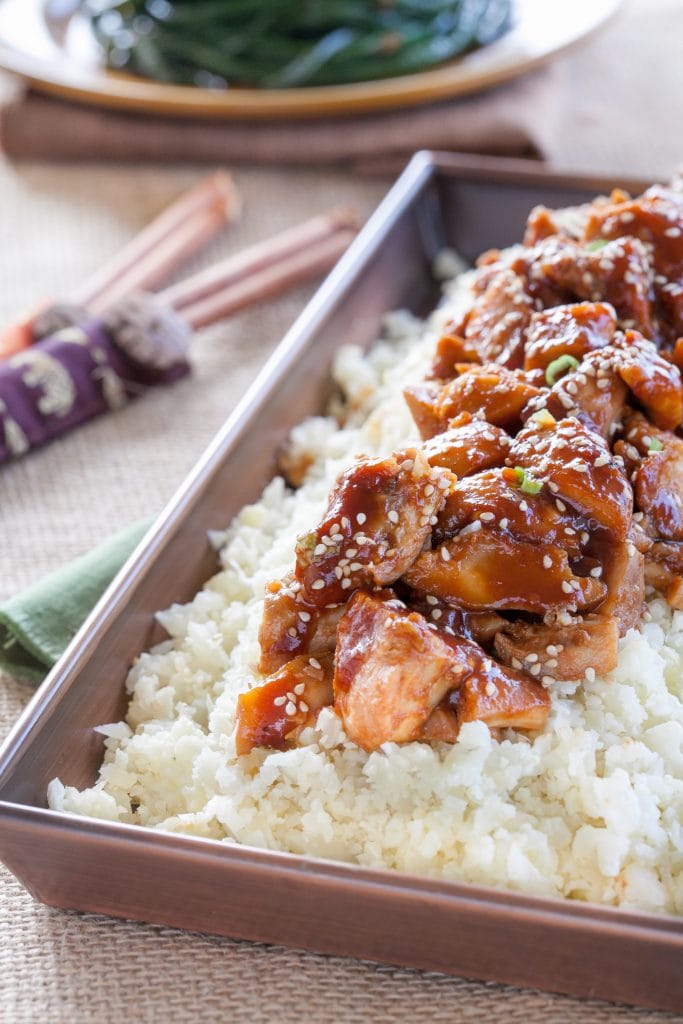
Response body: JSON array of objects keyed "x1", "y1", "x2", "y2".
[
  {"x1": 258, "y1": 574, "x2": 344, "y2": 674},
  {"x1": 403, "y1": 530, "x2": 606, "y2": 615},
  {"x1": 612, "y1": 332, "x2": 683, "y2": 431},
  {"x1": 523, "y1": 302, "x2": 617, "y2": 372},
  {"x1": 427, "y1": 655, "x2": 550, "y2": 738},
  {"x1": 235, "y1": 654, "x2": 334, "y2": 755},
  {"x1": 583, "y1": 183, "x2": 683, "y2": 284},
  {"x1": 510, "y1": 417, "x2": 633, "y2": 541},
  {"x1": 295, "y1": 447, "x2": 455, "y2": 607},
  {"x1": 521, "y1": 235, "x2": 655, "y2": 340},
  {"x1": 598, "y1": 540, "x2": 645, "y2": 634},
  {"x1": 455, "y1": 267, "x2": 534, "y2": 368},
  {"x1": 493, "y1": 615, "x2": 619, "y2": 682},
  {"x1": 334, "y1": 591, "x2": 549, "y2": 751},
  {"x1": 433, "y1": 468, "x2": 591, "y2": 557},
  {"x1": 616, "y1": 411, "x2": 683, "y2": 541},
  {"x1": 420, "y1": 414, "x2": 510, "y2": 477},
  {"x1": 405, "y1": 364, "x2": 543, "y2": 439},
  {"x1": 430, "y1": 326, "x2": 481, "y2": 379}
]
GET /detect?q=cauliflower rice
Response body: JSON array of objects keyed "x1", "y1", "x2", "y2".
[{"x1": 49, "y1": 273, "x2": 683, "y2": 915}]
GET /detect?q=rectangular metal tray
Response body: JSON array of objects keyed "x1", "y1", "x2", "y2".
[{"x1": 1, "y1": 152, "x2": 681, "y2": 1012}]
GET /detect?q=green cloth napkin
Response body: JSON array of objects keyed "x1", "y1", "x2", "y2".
[{"x1": 0, "y1": 518, "x2": 153, "y2": 683}]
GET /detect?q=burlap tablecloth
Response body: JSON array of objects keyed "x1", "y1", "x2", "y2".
[{"x1": 3, "y1": 2, "x2": 683, "y2": 1019}]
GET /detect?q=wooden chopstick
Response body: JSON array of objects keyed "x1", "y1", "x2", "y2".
[
  {"x1": 161, "y1": 208, "x2": 359, "y2": 314},
  {"x1": 78, "y1": 171, "x2": 240, "y2": 313},
  {"x1": 176, "y1": 224, "x2": 358, "y2": 330}
]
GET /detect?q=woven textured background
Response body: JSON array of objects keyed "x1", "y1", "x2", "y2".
[{"x1": 3, "y1": 1, "x2": 683, "y2": 1018}]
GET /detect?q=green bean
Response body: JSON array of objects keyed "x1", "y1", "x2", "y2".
[{"x1": 85, "y1": 0, "x2": 512, "y2": 88}]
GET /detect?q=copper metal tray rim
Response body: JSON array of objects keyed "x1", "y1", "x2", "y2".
[
  {"x1": 3, "y1": 797, "x2": 682, "y2": 944},
  {"x1": 1, "y1": 153, "x2": 681, "y2": 1010}
]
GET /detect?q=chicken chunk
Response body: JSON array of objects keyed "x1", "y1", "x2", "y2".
[
  {"x1": 333, "y1": 591, "x2": 469, "y2": 750},
  {"x1": 258, "y1": 574, "x2": 345, "y2": 674},
  {"x1": 421, "y1": 414, "x2": 510, "y2": 478},
  {"x1": 612, "y1": 331, "x2": 683, "y2": 431},
  {"x1": 599, "y1": 540, "x2": 645, "y2": 633},
  {"x1": 458, "y1": 267, "x2": 534, "y2": 368},
  {"x1": 526, "y1": 236, "x2": 655, "y2": 340},
  {"x1": 433, "y1": 468, "x2": 590, "y2": 557},
  {"x1": 405, "y1": 364, "x2": 544, "y2": 438},
  {"x1": 523, "y1": 302, "x2": 617, "y2": 372},
  {"x1": 510, "y1": 417, "x2": 633, "y2": 541},
  {"x1": 295, "y1": 448, "x2": 455, "y2": 607},
  {"x1": 235, "y1": 654, "x2": 334, "y2": 755},
  {"x1": 430, "y1": 327, "x2": 480, "y2": 379},
  {"x1": 403, "y1": 530, "x2": 606, "y2": 614},
  {"x1": 334, "y1": 591, "x2": 549, "y2": 750},
  {"x1": 494, "y1": 616, "x2": 619, "y2": 682}
]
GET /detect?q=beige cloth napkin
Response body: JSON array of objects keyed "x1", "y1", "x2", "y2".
[
  {"x1": 2, "y1": 0, "x2": 683, "y2": 177},
  {"x1": 0, "y1": 67, "x2": 555, "y2": 165}
]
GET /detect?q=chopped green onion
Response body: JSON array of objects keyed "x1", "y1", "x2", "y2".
[
  {"x1": 648, "y1": 437, "x2": 664, "y2": 452},
  {"x1": 586, "y1": 239, "x2": 609, "y2": 251},
  {"x1": 514, "y1": 466, "x2": 543, "y2": 495},
  {"x1": 546, "y1": 354, "x2": 580, "y2": 386}
]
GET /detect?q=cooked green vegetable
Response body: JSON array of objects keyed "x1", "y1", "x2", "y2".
[
  {"x1": 648, "y1": 437, "x2": 664, "y2": 452},
  {"x1": 586, "y1": 239, "x2": 609, "y2": 252},
  {"x1": 84, "y1": 0, "x2": 513, "y2": 88},
  {"x1": 514, "y1": 466, "x2": 542, "y2": 496},
  {"x1": 545, "y1": 354, "x2": 580, "y2": 387}
]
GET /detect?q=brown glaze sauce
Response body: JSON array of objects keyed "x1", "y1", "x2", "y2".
[{"x1": 236, "y1": 178, "x2": 683, "y2": 755}]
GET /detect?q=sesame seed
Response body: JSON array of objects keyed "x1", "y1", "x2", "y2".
[
  {"x1": 665, "y1": 226, "x2": 681, "y2": 238},
  {"x1": 440, "y1": 546, "x2": 451, "y2": 562},
  {"x1": 546, "y1": 659, "x2": 558, "y2": 669},
  {"x1": 273, "y1": 695, "x2": 287, "y2": 707},
  {"x1": 341, "y1": 578, "x2": 352, "y2": 589},
  {"x1": 334, "y1": 566, "x2": 343, "y2": 580},
  {"x1": 388, "y1": 510, "x2": 399, "y2": 524},
  {"x1": 546, "y1": 644, "x2": 558, "y2": 656},
  {"x1": 596, "y1": 378, "x2": 611, "y2": 390},
  {"x1": 341, "y1": 516, "x2": 350, "y2": 530},
  {"x1": 561, "y1": 580, "x2": 573, "y2": 594},
  {"x1": 401, "y1": 459, "x2": 414, "y2": 471},
  {"x1": 529, "y1": 664, "x2": 541, "y2": 676},
  {"x1": 485, "y1": 682, "x2": 496, "y2": 697},
  {"x1": 424, "y1": 484, "x2": 435, "y2": 497},
  {"x1": 556, "y1": 499, "x2": 566, "y2": 512},
  {"x1": 542, "y1": 676, "x2": 556, "y2": 686},
  {"x1": 590, "y1": 566, "x2": 603, "y2": 578},
  {"x1": 311, "y1": 579, "x2": 325, "y2": 590},
  {"x1": 519, "y1": 500, "x2": 529, "y2": 512},
  {"x1": 349, "y1": 562, "x2": 363, "y2": 572},
  {"x1": 294, "y1": 683, "x2": 306, "y2": 695},
  {"x1": 313, "y1": 544, "x2": 327, "y2": 557},
  {"x1": 309, "y1": 657, "x2": 321, "y2": 670},
  {"x1": 298, "y1": 611, "x2": 311, "y2": 623},
  {"x1": 345, "y1": 548, "x2": 357, "y2": 557},
  {"x1": 512, "y1": 658, "x2": 523, "y2": 669},
  {"x1": 287, "y1": 627, "x2": 298, "y2": 637},
  {"x1": 580, "y1": 531, "x2": 590, "y2": 545},
  {"x1": 594, "y1": 454, "x2": 609, "y2": 467},
  {"x1": 547, "y1": 481, "x2": 559, "y2": 493},
  {"x1": 543, "y1": 555, "x2": 552, "y2": 569},
  {"x1": 431, "y1": 609, "x2": 442, "y2": 620},
  {"x1": 499, "y1": 518, "x2": 509, "y2": 530},
  {"x1": 299, "y1": 701, "x2": 309, "y2": 714},
  {"x1": 426, "y1": 595, "x2": 438, "y2": 606},
  {"x1": 285, "y1": 701, "x2": 297, "y2": 716},
  {"x1": 526, "y1": 653, "x2": 539, "y2": 663},
  {"x1": 585, "y1": 667, "x2": 596, "y2": 683},
  {"x1": 356, "y1": 513, "x2": 367, "y2": 525},
  {"x1": 480, "y1": 511, "x2": 495, "y2": 522}
]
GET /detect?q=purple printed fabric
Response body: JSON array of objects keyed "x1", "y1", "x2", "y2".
[{"x1": 0, "y1": 319, "x2": 189, "y2": 464}]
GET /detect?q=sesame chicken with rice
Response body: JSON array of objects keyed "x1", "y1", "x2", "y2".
[{"x1": 239, "y1": 177, "x2": 683, "y2": 757}]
